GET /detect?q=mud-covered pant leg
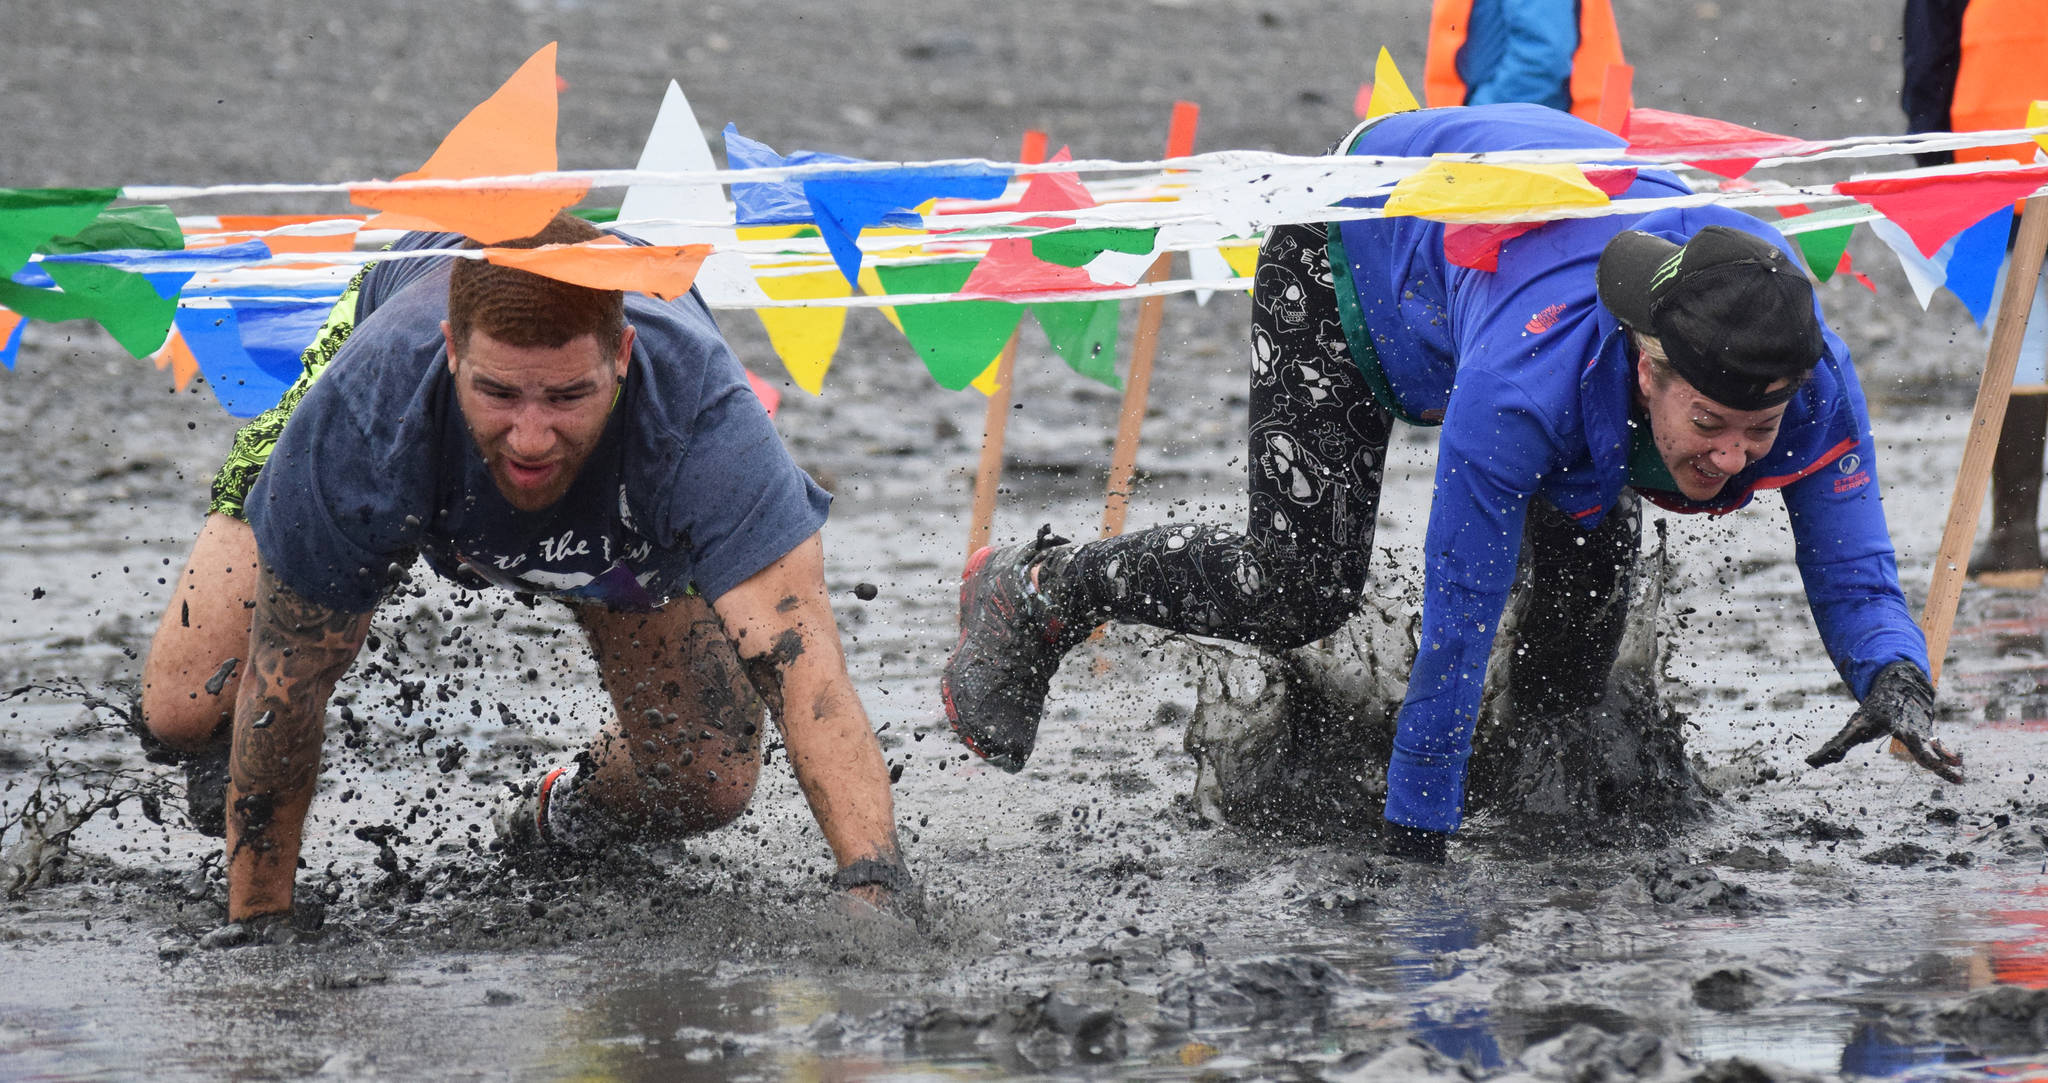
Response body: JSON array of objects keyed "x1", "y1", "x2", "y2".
[
  {"x1": 1505, "y1": 491, "x2": 1642, "y2": 716},
  {"x1": 1060, "y1": 221, "x2": 1392, "y2": 650}
]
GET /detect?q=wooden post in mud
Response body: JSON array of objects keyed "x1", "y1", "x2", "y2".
[
  {"x1": 965, "y1": 131, "x2": 1049, "y2": 559},
  {"x1": 967, "y1": 327, "x2": 1026, "y2": 558},
  {"x1": 1919, "y1": 194, "x2": 2048, "y2": 686},
  {"x1": 1100, "y1": 101, "x2": 1201, "y2": 539}
]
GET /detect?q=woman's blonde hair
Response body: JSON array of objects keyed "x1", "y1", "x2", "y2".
[{"x1": 1633, "y1": 332, "x2": 1679, "y2": 386}]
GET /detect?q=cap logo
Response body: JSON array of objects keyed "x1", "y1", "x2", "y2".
[{"x1": 1649, "y1": 251, "x2": 1685, "y2": 292}]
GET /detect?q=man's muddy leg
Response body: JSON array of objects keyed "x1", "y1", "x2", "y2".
[
  {"x1": 141, "y1": 514, "x2": 262, "y2": 751},
  {"x1": 569, "y1": 595, "x2": 765, "y2": 838}
]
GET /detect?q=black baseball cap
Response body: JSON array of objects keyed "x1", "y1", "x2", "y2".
[{"x1": 1596, "y1": 224, "x2": 1823, "y2": 410}]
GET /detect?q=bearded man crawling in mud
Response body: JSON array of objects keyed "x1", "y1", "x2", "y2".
[
  {"x1": 943, "y1": 103, "x2": 1966, "y2": 864},
  {"x1": 135, "y1": 213, "x2": 912, "y2": 935}
]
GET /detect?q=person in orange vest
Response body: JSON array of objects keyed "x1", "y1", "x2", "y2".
[
  {"x1": 1903, "y1": 0, "x2": 2048, "y2": 578},
  {"x1": 1423, "y1": 0, "x2": 1629, "y2": 123}
]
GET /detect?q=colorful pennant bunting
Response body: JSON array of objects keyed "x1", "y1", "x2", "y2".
[{"x1": 1839, "y1": 167, "x2": 2048, "y2": 257}]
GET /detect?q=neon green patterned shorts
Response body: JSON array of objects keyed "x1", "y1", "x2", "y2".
[{"x1": 206, "y1": 265, "x2": 372, "y2": 520}]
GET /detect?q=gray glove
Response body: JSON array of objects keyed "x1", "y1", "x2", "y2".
[{"x1": 1805, "y1": 661, "x2": 1963, "y2": 783}]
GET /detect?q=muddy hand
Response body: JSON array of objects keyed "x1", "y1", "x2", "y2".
[
  {"x1": 1805, "y1": 661, "x2": 1962, "y2": 784},
  {"x1": 834, "y1": 883, "x2": 927, "y2": 934}
]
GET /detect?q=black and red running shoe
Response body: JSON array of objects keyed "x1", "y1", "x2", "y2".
[{"x1": 941, "y1": 526, "x2": 1086, "y2": 772}]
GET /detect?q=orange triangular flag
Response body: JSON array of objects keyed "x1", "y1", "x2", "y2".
[
  {"x1": 351, "y1": 43, "x2": 589, "y2": 243},
  {"x1": 213, "y1": 214, "x2": 362, "y2": 254},
  {"x1": 482, "y1": 241, "x2": 711, "y2": 301},
  {"x1": 151, "y1": 326, "x2": 201, "y2": 392}
]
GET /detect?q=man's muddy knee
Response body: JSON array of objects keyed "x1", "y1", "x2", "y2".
[
  {"x1": 137, "y1": 666, "x2": 236, "y2": 753},
  {"x1": 636, "y1": 753, "x2": 759, "y2": 837}
]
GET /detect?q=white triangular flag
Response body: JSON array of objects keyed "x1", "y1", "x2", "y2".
[{"x1": 617, "y1": 81, "x2": 767, "y2": 306}]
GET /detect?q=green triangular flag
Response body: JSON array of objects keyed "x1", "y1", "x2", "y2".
[
  {"x1": 0, "y1": 188, "x2": 121, "y2": 275},
  {"x1": 1030, "y1": 300, "x2": 1121, "y2": 388},
  {"x1": 1031, "y1": 226, "x2": 1158, "y2": 269},
  {"x1": 872, "y1": 260, "x2": 1025, "y2": 390},
  {"x1": 40, "y1": 205, "x2": 184, "y2": 255},
  {"x1": 0, "y1": 262, "x2": 177, "y2": 359},
  {"x1": 1790, "y1": 224, "x2": 1854, "y2": 284}
]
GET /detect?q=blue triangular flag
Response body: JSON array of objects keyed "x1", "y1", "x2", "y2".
[
  {"x1": 724, "y1": 125, "x2": 857, "y2": 227},
  {"x1": 1946, "y1": 206, "x2": 2014, "y2": 327},
  {"x1": 802, "y1": 164, "x2": 1008, "y2": 285}
]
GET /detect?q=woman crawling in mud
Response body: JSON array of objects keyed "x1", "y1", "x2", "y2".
[{"x1": 943, "y1": 102, "x2": 1966, "y2": 864}]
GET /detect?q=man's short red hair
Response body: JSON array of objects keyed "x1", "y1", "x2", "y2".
[{"x1": 447, "y1": 213, "x2": 627, "y2": 355}]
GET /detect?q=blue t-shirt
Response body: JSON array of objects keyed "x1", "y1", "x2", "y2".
[{"x1": 245, "y1": 232, "x2": 829, "y2": 613}]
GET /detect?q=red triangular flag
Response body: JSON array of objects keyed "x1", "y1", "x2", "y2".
[
  {"x1": 1838, "y1": 166, "x2": 2048, "y2": 257},
  {"x1": 961, "y1": 148, "x2": 1117, "y2": 296},
  {"x1": 1624, "y1": 108, "x2": 1822, "y2": 180}
]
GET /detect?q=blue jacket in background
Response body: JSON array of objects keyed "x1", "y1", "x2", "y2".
[
  {"x1": 1457, "y1": 0, "x2": 1579, "y2": 112},
  {"x1": 1334, "y1": 104, "x2": 1929, "y2": 833}
]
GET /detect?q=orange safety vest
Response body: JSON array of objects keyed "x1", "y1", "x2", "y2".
[
  {"x1": 1423, "y1": 0, "x2": 1630, "y2": 126},
  {"x1": 1950, "y1": 0, "x2": 2048, "y2": 164}
]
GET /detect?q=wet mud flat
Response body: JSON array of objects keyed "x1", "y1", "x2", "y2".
[
  {"x1": 8, "y1": 0, "x2": 2048, "y2": 1078},
  {"x1": 10, "y1": 320, "x2": 2048, "y2": 1079}
]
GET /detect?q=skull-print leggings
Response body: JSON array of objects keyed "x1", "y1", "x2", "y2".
[
  {"x1": 1057, "y1": 221, "x2": 1639, "y2": 705},
  {"x1": 1058, "y1": 221, "x2": 1387, "y2": 649}
]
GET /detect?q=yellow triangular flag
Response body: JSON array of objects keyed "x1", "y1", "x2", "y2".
[
  {"x1": 754, "y1": 267, "x2": 849, "y2": 395},
  {"x1": 855, "y1": 266, "x2": 905, "y2": 335},
  {"x1": 969, "y1": 356, "x2": 1004, "y2": 396},
  {"x1": 1218, "y1": 243, "x2": 1261, "y2": 279},
  {"x1": 1382, "y1": 161, "x2": 1608, "y2": 222},
  {"x1": 2030, "y1": 100, "x2": 2048, "y2": 157},
  {"x1": 1365, "y1": 48, "x2": 1421, "y2": 120}
]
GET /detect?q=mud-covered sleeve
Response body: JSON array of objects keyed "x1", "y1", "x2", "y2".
[
  {"x1": 1386, "y1": 371, "x2": 1558, "y2": 833},
  {"x1": 1781, "y1": 410, "x2": 1929, "y2": 702},
  {"x1": 658, "y1": 376, "x2": 831, "y2": 605},
  {"x1": 243, "y1": 372, "x2": 420, "y2": 614}
]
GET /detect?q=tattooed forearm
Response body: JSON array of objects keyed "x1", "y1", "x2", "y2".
[{"x1": 230, "y1": 566, "x2": 371, "y2": 808}]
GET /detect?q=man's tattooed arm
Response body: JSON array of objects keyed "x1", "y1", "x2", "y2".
[{"x1": 225, "y1": 564, "x2": 372, "y2": 921}]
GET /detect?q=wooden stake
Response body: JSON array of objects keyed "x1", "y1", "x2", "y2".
[
  {"x1": 1099, "y1": 101, "x2": 1201, "y2": 539},
  {"x1": 1099, "y1": 254, "x2": 1174, "y2": 539},
  {"x1": 967, "y1": 326, "x2": 1024, "y2": 558},
  {"x1": 1919, "y1": 194, "x2": 2048, "y2": 686},
  {"x1": 963, "y1": 131, "x2": 1048, "y2": 560}
]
